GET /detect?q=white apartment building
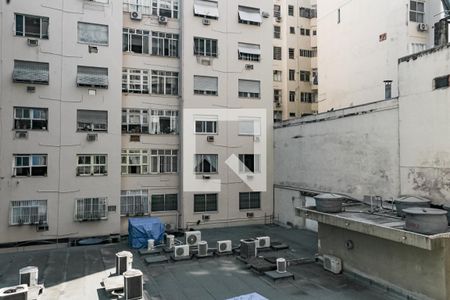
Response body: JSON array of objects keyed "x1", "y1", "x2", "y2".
[
  {"x1": 273, "y1": 0, "x2": 318, "y2": 122},
  {"x1": 0, "y1": 0, "x2": 273, "y2": 245},
  {"x1": 317, "y1": 0, "x2": 445, "y2": 112}
]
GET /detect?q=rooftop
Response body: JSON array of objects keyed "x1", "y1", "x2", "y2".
[{"x1": 0, "y1": 225, "x2": 402, "y2": 300}]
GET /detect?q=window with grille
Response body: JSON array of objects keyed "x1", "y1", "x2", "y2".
[
  {"x1": 150, "y1": 109, "x2": 178, "y2": 134},
  {"x1": 77, "y1": 110, "x2": 108, "y2": 132},
  {"x1": 78, "y1": 22, "x2": 108, "y2": 46},
  {"x1": 273, "y1": 70, "x2": 282, "y2": 82},
  {"x1": 410, "y1": 1, "x2": 425, "y2": 23},
  {"x1": 194, "y1": 76, "x2": 218, "y2": 95},
  {"x1": 300, "y1": 71, "x2": 310, "y2": 82},
  {"x1": 300, "y1": 49, "x2": 317, "y2": 57},
  {"x1": 289, "y1": 69, "x2": 295, "y2": 81},
  {"x1": 15, "y1": 14, "x2": 49, "y2": 39},
  {"x1": 239, "y1": 192, "x2": 261, "y2": 209},
  {"x1": 76, "y1": 155, "x2": 107, "y2": 176},
  {"x1": 75, "y1": 198, "x2": 107, "y2": 221},
  {"x1": 194, "y1": 154, "x2": 218, "y2": 173},
  {"x1": 121, "y1": 149, "x2": 149, "y2": 175},
  {"x1": 123, "y1": 28, "x2": 150, "y2": 54},
  {"x1": 273, "y1": 46, "x2": 282, "y2": 60},
  {"x1": 194, "y1": 194, "x2": 218, "y2": 212},
  {"x1": 152, "y1": 31, "x2": 179, "y2": 57},
  {"x1": 151, "y1": 194, "x2": 178, "y2": 212},
  {"x1": 13, "y1": 154, "x2": 47, "y2": 177},
  {"x1": 238, "y1": 154, "x2": 260, "y2": 173},
  {"x1": 122, "y1": 109, "x2": 149, "y2": 133},
  {"x1": 151, "y1": 70, "x2": 178, "y2": 95},
  {"x1": 151, "y1": 149, "x2": 178, "y2": 173},
  {"x1": 195, "y1": 119, "x2": 217, "y2": 134},
  {"x1": 238, "y1": 79, "x2": 260, "y2": 98},
  {"x1": 14, "y1": 107, "x2": 48, "y2": 130},
  {"x1": 194, "y1": 37, "x2": 218, "y2": 57},
  {"x1": 274, "y1": 89, "x2": 282, "y2": 103},
  {"x1": 121, "y1": 190, "x2": 149, "y2": 216},
  {"x1": 122, "y1": 69, "x2": 149, "y2": 94},
  {"x1": 289, "y1": 91, "x2": 296, "y2": 102},
  {"x1": 10, "y1": 200, "x2": 47, "y2": 225},
  {"x1": 273, "y1": 26, "x2": 281, "y2": 39}
]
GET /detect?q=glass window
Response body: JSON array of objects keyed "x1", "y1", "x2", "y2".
[
  {"x1": 151, "y1": 70, "x2": 179, "y2": 95},
  {"x1": 14, "y1": 107, "x2": 48, "y2": 130},
  {"x1": 76, "y1": 155, "x2": 107, "y2": 176},
  {"x1": 151, "y1": 193, "x2": 178, "y2": 212},
  {"x1": 123, "y1": 28, "x2": 150, "y2": 54},
  {"x1": 194, "y1": 154, "x2": 218, "y2": 173},
  {"x1": 122, "y1": 69, "x2": 149, "y2": 94},
  {"x1": 15, "y1": 14, "x2": 49, "y2": 39},
  {"x1": 10, "y1": 200, "x2": 47, "y2": 225},
  {"x1": 152, "y1": 31, "x2": 179, "y2": 57},
  {"x1": 194, "y1": 194, "x2": 218, "y2": 212},
  {"x1": 78, "y1": 22, "x2": 108, "y2": 45},
  {"x1": 121, "y1": 190, "x2": 149, "y2": 216},
  {"x1": 194, "y1": 37, "x2": 218, "y2": 57},
  {"x1": 13, "y1": 154, "x2": 47, "y2": 177},
  {"x1": 75, "y1": 198, "x2": 107, "y2": 221},
  {"x1": 77, "y1": 110, "x2": 108, "y2": 132},
  {"x1": 239, "y1": 192, "x2": 261, "y2": 209},
  {"x1": 150, "y1": 149, "x2": 178, "y2": 173},
  {"x1": 121, "y1": 149, "x2": 149, "y2": 175}
]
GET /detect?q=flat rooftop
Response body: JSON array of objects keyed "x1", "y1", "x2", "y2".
[{"x1": 0, "y1": 225, "x2": 402, "y2": 300}]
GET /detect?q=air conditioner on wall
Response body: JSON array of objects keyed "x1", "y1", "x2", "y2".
[
  {"x1": 130, "y1": 11, "x2": 142, "y2": 20},
  {"x1": 174, "y1": 245, "x2": 189, "y2": 258},
  {"x1": 256, "y1": 236, "x2": 270, "y2": 248},
  {"x1": 185, "y1": 231, "x2": 201, "y2": 246},
  {"x1": 207, "y1": 135, "x2": 214, "y2": 142},
  {"x1": 417, "y1": 23, "x2": 429, "y2": 31},
  {"x1": 27, "y1": 39, "x2": 38, "y2": 47},
  {"x1": 323, "y1": 255, "x2": 342, "y2": 274},
  {"x1": 86, "y1": 133, "x2": 98, "y2": 142},
  {"x1": 158, "y1": 16, "x2": 168, "y2": 24},
  {"x1": 15, "y1": 131, "x2": 28, "y2": 139},
  {"x1": 217, "y1": 240, "x2": 232, "y2": 253},
  {"x1": 202, "y1": 18, "x2": 211, "y2": 25}
]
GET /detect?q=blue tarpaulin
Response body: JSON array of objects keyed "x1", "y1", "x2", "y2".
[{"x1": 128, "y1": 217, "x2": 165, "y2": 249}]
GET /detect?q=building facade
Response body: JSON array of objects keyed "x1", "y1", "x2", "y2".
[
  {"x1": 0, "y1": 0, "x2": 273, "y2": 245},
  {"x1": 273, "y1": 0, "x2": 318, "y2": 122}
]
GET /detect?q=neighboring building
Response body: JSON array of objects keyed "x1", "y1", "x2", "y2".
[
  {"x1": 317, "y1": 0, "x2": 445, "y2": 112},
  {"x1": 273, "y1": 0, "x2": 318, "y2": 122},
  {"x1": 0, "y1": 0, "x2": 273, "y2": 244}
]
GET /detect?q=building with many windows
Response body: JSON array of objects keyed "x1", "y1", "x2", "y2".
[{"x1": 0, "y1": 0, "x2": 273, "y2": 244}]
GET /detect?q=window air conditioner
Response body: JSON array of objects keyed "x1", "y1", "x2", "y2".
[
  {"x1": 15, "y1": 131, "x2": 28, "y2": 139},
  {"x1": 256, "y1": 236, "x2": 271, "y2": 248},
  {"x1": 202, "y1": 175, "x2": 211, "y2": 179},
  {"x1": 217, "y1": 240, "x2": 232, "y2": 253},
  {"x1": 26, "y1": 86, "x2": 36, "y2": 93},
  {"x1": 245, "y1": 64, "x2": 254, "y2": 70},
  {"x1": 185, "y1": 231, "x2": 201, "y2": 246},
  {"x1": 202, "y1": 214, "x2": 210, "y2": 221},
  {"x1": 202, "y1": 18, "x2": 211, "y2": 25},
  {"x1": 19, "y1": 266, "x2": 38, "y2": 287},
  {"x1": 130, "y1": 135, "x2": 140, "y2": 142},
  {"x1": 130, "y1": 11, "x2": 142, "y2": 20},
  {"x1": 276, "y1": 16, "x2": 282, "y2": 22},
  {"x1": 262, "y1": 12, "x2": 270, "y2": 18},
  {"x1": 174, "y1": 245, "x2": 189, "y2": 258},
  {"x1": 323, "y1": 255, "x2": 342, "y2": 274},
  {"x1": 417, "y1": 23, "x2": 429, "y2": 31},
  {"x1": 158, "y1": 16, "x2": 168, "y2": 24},
  {"x1": 27, "y1": 39, "x2": 39, "y2": 47},
  {"x1": 206, "y1": 135, "x2": 214, "y2": 142},
  {"x1": 86, "y1": 133, "x2": 98, "y2": 142}
]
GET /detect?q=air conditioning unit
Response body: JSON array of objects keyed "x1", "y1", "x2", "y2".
[
  {"x1": 158, "y1": 16, "x2": 168, "y2": 24},
  {"x1": 246, "y1": 212, "x2": 254, "y2": 218},
  {"x1": 276, "y1": 258, "x2": 287, "y2": 273},
  {"x1": 88, "y1": 45, "x2": 98, "y2": 53},
  {"x1": 202, "y1": 215, "x2": 210, "y2": 221},
  {"x1": 130, "y1": 135, "x2": 140, "y2": 142},
  {"x1": 256, "y1": 236, "x2": 270, "y2": 248},
  {"x1": 202, "y1": 18, "x2": 211, "y2": 25},
  {"x1": 202, "y1": 175, "x2": 210, "y2": 180},
  {"x1": 174, "y1": 245, "x2": 189, "y2": 258},
  {"x1": 26, "y1": 86, "x2": 36, "y2": 93},
  {"x1": 240, "y1": 239, "x2": 257, "y2": 259},
  {"x1": 15, "y1": 131, "x2": 28, "y2": 139},
  {"x1": 253, "y1": 136, "x2": 261, "y2": 142},
  {"x1": 207, "y1": 135, "x2": 214, "y2": 142},
  {"x1": 200, "y1": 58, "x2": 211, "y2": 66},
  {"x1": 123, "y1": 269, "x2": 143, "y2": 300},
  {"x1": 36, "y1": 222, "x2": 49, "y2": 232},
  {"x1": 86, "y1": 133, "x2": 98, "y2": 142},
  {"x1": 116, "y1": 251, "x2": 133, "y2": 276},
  {"x1": 165, "y1": 223, "x2": 176, "y2": 232},
  {"x1": 130, "y1": 11, "x2": 142, "y2": 20},
  {"x1": 0, "y1": 285, "x2": 28, "y2": 300},
  {"x1": 276, "y1": 16, "x2": 282, "y2": 22},
  {"x1": 164, "y1": 234, "x2": 175, "y2": 249},
  {"x1": 262, "y1": 11, "x2": 270, "y2": 18},
  {"x1": 323, "y1": 255, "x2": 342, "y2": 274},
  {"x1": 245, "y1": 64, "x2": 254, "y2": 70},
  {"x1": 198, "y1": 241, "x2": 208, "y2": 256},
  {"x1": 417, "y1": 23, "x2": 429, "y2": 31},
  {"x1": 19, "y1": 266, "x2": 38, "y2": 287},
  {"x1": 27, "y1": 39, "x2": 39, "y2": 47},
  {"x1": 185, "y1": 231, "x2": 201, "y2": 246},
  {"x1": 275, "y1": 102, "x2": 281, "y2": 108},
  {"x1": 216, "y1": 240, "x2": 232, "y2": 253}
]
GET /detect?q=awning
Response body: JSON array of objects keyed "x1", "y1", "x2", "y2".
[
  {"x1": 194, "y1": 76, "x2": 218, "y2": 92},
  {"x1": 77, "y1": 66, "x2": 108, "y2": 88},
  {"x1": 238, "y1": 6, "x2": 262, "y2": 24},
  {"x1": 238, "y1": 43, "x2": 261, "y2": 55},
  {"x1": 13, "y1": 60, "x2": 49, "y2": 85},
  {"x1": 239, "y1": 79, "x2": 260, "y2": 94},
  {"x1": 194, "y1": 0, "x2": 219, "y2": 18}
]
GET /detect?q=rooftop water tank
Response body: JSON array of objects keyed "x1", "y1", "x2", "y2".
[
  {"x1": 313, "y1": 193, "x2": 345, "y2": 213},
  {"x1": 403, "y1": 207, "x2": 448, "y2": 235},
  {"x1": 395, "y1": 196, "x2": 430, "y2": 217}
]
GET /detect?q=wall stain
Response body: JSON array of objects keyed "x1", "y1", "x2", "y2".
[{"x1": 407, "y1": 168, "x2": 450, "y2": 204}]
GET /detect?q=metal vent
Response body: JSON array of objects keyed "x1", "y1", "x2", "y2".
[
  {"x1": 259, "y1": 239, "x2": 266, "y2": 247},
  {"x1": 176, "y1": 247, "x2": 184, "y2": 256},
  {"x1": 220, "y1": 243, "x2": 227, "y2": 251},
  {"x1": 187, "y1": 234, "x2": 197, "y2": 245}
]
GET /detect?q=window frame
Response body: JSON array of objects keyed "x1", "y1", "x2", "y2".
[
  {"x1": 193, "y1": 37, "x2": 218, "y2": 57},
  {"x1": 194, "y1": 154, "x2": 218, "y2": 174},
  {"x1": 150, "y1": 149, "x2": 178, "y2": 174},
  {"x1": 410, "y1": 0, "x2": 425, "y2": 23},
  {"x1": 13, "y1": 107, "x2": 48, "y2": 131},
  {"x1": 151, "y1": 70, "x2": 179, "y2": 95},
  {"x1": 13, "y1": 154, "x2": 47, "y2": 177},
  {"x1": 152, "y1": 31, "x2": 179, "y2": 57},
  {"x1": 75, "y1": 197, "x2": 107, "y2": 221},
  {"x1": 123, "y1": 28, "x2": 150, "y2": 54},
  {"x1": 10, "y1": 200, "x2": 47, "y2": 225},
  {"x1": 193, "y1": 75, "x2": 219, "y2": 95},
  {"x1": 76, "y1": 154, "x2": 108, "y2": 176},
  {"x1": 15, "y1": 13, "x2": 49, "y2": 39},
  {"x1": 238, "y1": 154, "x2": 261, "y2": 174},
  {"x1": 194, "y1": 193, "x2": 218, "y2": 213},
  {"x1": 273, "y1": 46, "x2": 282, "y2": 60},
  {"x1": 150, "y1": 109, "x2": 178, "y2": 134},
  {"x1": 121, "y1": 149, "x2": 149, "y2": 175},
  {"x1": 77, "y1": 110, "x2": 108, "y2": 132},
  {"x1": 122, "y1": 68, "x2": 150, "y2": 94},
  {"x1": 120, "y1": 190, "x2": 149, "y2": 216},
  {"x1": 238, "y1": 79, "x2": 261, "y2": 99},
  {"x1": 122, "y1": 109, "x2": 149, "y2": 134},
  {"x1": 77, "y1": 22, "x2": 109, "y2": 46},
  {"x1": 273, "y1": 26, "x2": 281, "y2": 39},
  {"x1": 195, "y1": 119, "x2": 218, "y2": 134},
  {"x1": 239, "y1": 192, "x2": 261, "y2": 210},
  {"x1": 300, "y1": 70, "x2": 311, "y2": 82},
  {"x1": 151, "y1": 193, "x2": 178, "y2": 212}
]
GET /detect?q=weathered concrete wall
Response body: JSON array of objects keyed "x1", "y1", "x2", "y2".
[{"x1": 274, "y1": 100, "x2": 400, "y2": 202}]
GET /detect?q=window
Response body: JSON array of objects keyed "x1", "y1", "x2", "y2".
[
  {"x1": 299, "y1": 7, "x2": 313, "y2": 18},
  {"x1": 312, "y1": 69, "x2": 318, "y2": 85},
  {"x1": 434, "y1": 75, "x2": 450, "y2": 89},
  {"x1": 194, "y1": 194, "x2": 218, "y2": 212},
  {"x1": 151, "y1": 149, "x2": 178, "y2": 173},
  {"x1": 301, "y1": 92, "x2": 315, "y2": 103},
  {"x1": 288, "y1": 48, "x2": 295, "y2": 59},
  {"x1": 150, "y1": 109, "x2": 178, "y2": 134},
  {"x1": 300, "y1": 71, "x2": 310, "y2": 82},
  {"x1": 239, "y1": 118, "x2": 261, "y2": 136},
  {"x1": 409, "y1": 43, "x2": 427, "y2": 54},
  {"x1": 238, "y1": 154, "x2": 260, "y2": 173},
  {"x1": 15, "y1": 14, "x2": 49, "y2": 39},
  {"x1": 152, "y1": 31, "x2": 179, "y2": 57},
  {"x1": 78, "y1": 22, "x2": 108, "y2": 46},
  {"x1": 273, "y1": 5, "x2": 281, "y2": 18},
  {"x1": 13, "y1": 154, "x2": 47, "y2": 177},
  {"x1": 122, "y1": 69, "x2": 149, "y2": 94},
  {"x1": 289, "y1": 69, "x2": 295, "y2": 81},
  {"x1": 410, "y1": 1, "x2": 425, "y2": 23},
  {"x1": 194, "y1": 76, "x2": 218, "y2": 95},
  {"x1": 238, "y1": 43, "x2": 261, "y2": 62},
  {"x1": 337, "y1": 8, "x2": 341, "y2": 23},
  {"x1": 274, "y1": 111, "x2": 282, "y2": 123},
  {"x1": 14, "y1": 107, "x2": 48, "y2": 130},
  {"x1": 76, "y1": 155, "x2": 107, "y2": 176},
  {"x1": 12, "y1": 60, "x2": 49, "y2": 85},
  {"x1": 195, "y1": 118, "x2": 217, "y2": 134},
  {"x1": 273, "y1": 46, "x2": 282, "y2": 60},
  {"x1": 300, "y1": 28, "x2": 310, "y2": 36},
  {"x1": 238, "y1": 79, "x2": 260, "y2": 98},
  {"x1": 290, "y1": 113, "x2": 296, "y2": 117},
  {"x1": 75, "y1": 198, "x2": 107, "y2": 221},
  {"x1": 152, "y1": 0, "x2": 179, "y2": 18},
  {"x1": 76, "y1": 66, "x2": 108, "y2": 89},
  {"x1": 288, "y1": 5, "x2": 294, "y2": 16},
  {"x1": 122, "y1": 109, "x2": 149, "y2": 133},
  {"x1": 290, "y1": 27, "x2": 295, "y2": 34},
  {"x1": 273, "y1": 70, "x2": 282, "y2": 82},
  {"x1": 274, "y1": 26, "x2": 281, "y2": 39},
  {"x1": 300, "y1": 49, "x2": 317, "y2": 57},
  {"x1": 123, "y1": 28, "x2": 150, "y2": 54},
  {"x1": 123, "y1": 0, "x2": 152, "y2": 15},
  {"x1": 77, "y1": 110, "x2": 108, "y2": 132},
  {"x1": 151, "y1": 70, "x2": 178, "y2": 95},
  {"x1": 238, "y1": 6, "x2": 262, "y2": 26},
  {"x1": 10, "y1": 200, "x2": 47, "y2": 225},
  {"x1": 239, "y1": 192, "x2": 261, "y2": 209},
  {"x1": 121, "y1": 149, "x2": 149, "y2": 175},
  {"x1": 313, "y1": 30, "x2": 317, "y2": 36},
  {"x1": 274, "y1": 89, "x2": 282, "y2": 103},
  {"x1": 121, "y1": 190, "x2": 149, "y2": 216},
  {"x1": 194, "y1": 37, "x2": 218, "y2": 57},
  {"x1": 194, "y1": 154, "x2": 218, "y2": 173},
  {"x1": 194, "y1": 0, "x2": 219, "y2": 19},
  {"x1": 151, "y1": 194, "x2": 178, "y2": 212},
  {"x1": 289, "y1": 91, "x2": 296, "y2": 102}
]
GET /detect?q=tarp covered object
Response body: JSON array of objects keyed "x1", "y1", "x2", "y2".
[
  {"x1": 128, "y1": 217, "x2": 165, "y2": 249},
  {"x1": 227, "y1": 293, "x2": 268, "y2": 300}
]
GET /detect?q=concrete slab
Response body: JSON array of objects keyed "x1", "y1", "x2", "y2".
[
  {"x1": 102, "y1": 275, "x2": 123, "y2": 292},
  {"x1": 264, "y1": 270, "x2": 295, "y2": 281}
]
